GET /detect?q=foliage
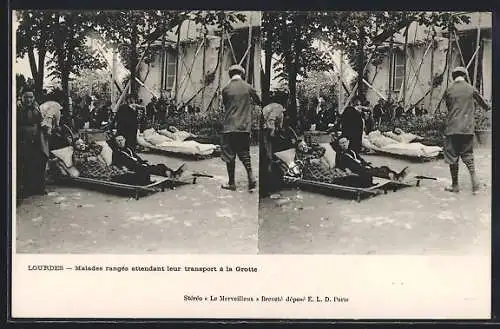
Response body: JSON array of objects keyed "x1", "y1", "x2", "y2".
[
  {"x1": 15, "y1": 11, "x2": 57, "y2": 97},
  {"x1": 161, "y1": 105, "x2": 261, "y2": 144},
  {"x1": 262, "y1": 11, "x2": 473, "y2": 112},
  {"x1": 297, "y1": 70, "x2": 338, "y2": 109},
  {"x1": 16, "y1": 10, "x2": 107, "y2": 117},
  {"x1": 475, "y1": 108, "x2": 492, "y2": 131},
  {"x1": 70, "y1": 69, "x2": 112, "y2": 103},
  {"x1": 378, "y1": 113, "x2": 447, "y2": 145},
  {"x1": 16, "y1": 73, "x2": 27, "y2": 97},
  {"x1": 93, "y1": 10, "x2": 246, "y2": 97}
]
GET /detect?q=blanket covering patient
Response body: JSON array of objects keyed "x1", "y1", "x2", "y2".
[{"x1": 72, "y1": 138, "x2": 129, "y2": 181}]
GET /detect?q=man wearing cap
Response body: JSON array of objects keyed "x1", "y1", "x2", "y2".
[
  {"x1": 443, "y1": 66, "x2": 491, "y2": 195},
  {"x1": 220, "y1": 64, "x2": 261, "y2": 191}
]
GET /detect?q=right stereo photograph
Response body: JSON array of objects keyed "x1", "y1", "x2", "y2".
[{"x1": 258, "y1": 11, "x2": 492, "y2": 255}]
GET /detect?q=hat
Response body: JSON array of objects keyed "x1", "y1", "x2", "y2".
[
  {"x1": 452, "y1": 66, "x2": 468, "y2": 75},
  {"x1": 228, "y1": 64, "x2": 245, "y2": 75}
]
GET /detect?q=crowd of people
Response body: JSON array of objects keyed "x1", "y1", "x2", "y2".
[
  {"x1": 71, "y1": 89, "x2": 178, "y2": 133},
  {"x1": 303, "y1": 96, "x2": 431, "y2": 138},
  {"x1": 16, "y1": 63, "x2": 262, "y2": 203}
]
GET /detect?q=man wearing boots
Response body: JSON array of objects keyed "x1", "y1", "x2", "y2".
[
  {"x1": 443, "y1": 66, "x2": 491, "y2": 195},
  {"x1": 220, "y1": 64, "x2": 261, "y2": 192}
]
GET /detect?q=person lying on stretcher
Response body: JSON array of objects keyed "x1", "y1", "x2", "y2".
[
  {"x1": 72, "y1": 138, "x2": 130, "y2": 181},
  {"x1": 335, "y1": 136, "x2": 409, "y2": 182},
  {"x1": 293, "y1": 140, "x2": 354, "y2": 184},
  {"x1": 112, "y1": 135, "x2": 186, "y2": 182}
]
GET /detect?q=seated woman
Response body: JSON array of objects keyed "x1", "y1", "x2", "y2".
[
  {"x1": 72, "y1": 138, "x2": 130, "y2": 181},
  {"x1": 335, "y1": 136, "x2": 408, "y2": 182},
  {"x1": 294, "y1": 141, "x2": 351, "y2": 184},
  {"x1": 111, "y1": 135, "x2": 185, "y2": 180}
]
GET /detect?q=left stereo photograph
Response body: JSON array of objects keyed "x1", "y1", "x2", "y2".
[{"x1": 12, "y1": 10, "x2": 262, "y2": 254}]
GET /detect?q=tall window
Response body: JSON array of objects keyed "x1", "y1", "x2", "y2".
[
  {"x1": 391, "y1": 50, "x2": 405, "y2": 91},
  {"x1": 162, "y1": 50, "x2": 177, "y2": 90}
]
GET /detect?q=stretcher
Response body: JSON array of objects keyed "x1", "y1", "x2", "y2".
[
  {"x1": 282, "y1": 175, "x2": 422, "y2": 202},
  {"x1": 362, "y1": 142, "x2": 443, "y2": 162},
  {"x1": 138, "y1": 138, "x2": 221, "y2": 160},
  {"x1": 137, "y1": 133, "x2": 220, "y2": 160},
  {"x1": 362, "y1": 131, "x2": 443, "y2": 162},
  {"x1": 273, "y1": 146, "x2": 426, "y2": 202},
  {"x1": 48, "y1": 126, "x2": 198, "y2": 200}
]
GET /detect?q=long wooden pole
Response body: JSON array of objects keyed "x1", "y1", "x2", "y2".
[
  {"x1": 473, "y1": 13, "x2": 482, "y2": 89},
  {"x1": 111, "y1": 49, "x2": 118, "y2": 105},
  {"x1": 175, "y1": 19, "x2": 183, "y2": 105},
  {"x1": 225, "y1": 30, "x2": 237, "y2": 63},
  {"x1": 429, "y1": 26, "x2": 436, "y2": 110},
  {"x1": 113, "y1": 42, "x2": 152, "y2": 111},
  {"x1": 218, "y1": 16, "x2": 225, "y2": 109},
  {"x1": 160, "y1": 20, "x2": 166, "y2": 90},
  {"x1": 388, "y1": 36, "x2": 394, "y2": 101},
  {"x1": 445, "y1": 24, "x2": 453, "y2": 90},
  {"x1": 453, "y1": 30, "x2": 471, "y2": 83},
  {"x1": 180, "y1": 38, "x2": 205, "y2": 100},
  {"x1": 338, "y1": 49, "x2": 343, "y2": 109},
  {"x1": 201, "y1": 26, "x2": 207, "y2": 111},
  {"x1": 402, "y1": 23, "x2": 409, "y2": 106},
  {"x1": 245, "y1": 15, "x2": 253, "y2": 82},
  {"x1": 407, "y1": 40, "x2": 433, "y2": 104}
]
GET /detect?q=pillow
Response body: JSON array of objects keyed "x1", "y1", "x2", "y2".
[
  {"x1": 274, "y1": 148, "x2": 296, "y2": 167},
  {"x1": 382, "y1": 131, "x2": 401, "y2": 142},
  {"x1": 51, "y1": 146, "x2": 74, "y2": 168},
  {"x1": 383, "y1": 131, "x2": 420, "y2": 144},
  {"x1": 53, "y1": 159, "x2": 79, "y2": 177},
  {"x1": 319, "y1": 143, "x2": 336, "y2": 169},
  {"x1": 96, "y1": 141, "x2": 113, "y2": 166},
  {"x1": 67, "y1": 166, "x2": 80, "y2": 177},
  {"x1": 158, "y1": 129, "x2": 177, "y2": 140},
  {"x1": 137, "y1": 135, "x2": 152, "y2": 148}
]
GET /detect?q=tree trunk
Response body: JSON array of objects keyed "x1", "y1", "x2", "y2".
[
  {"x1": 36, "y1": 46, "x2": 46, "y2": 100},
  {"x1": 288, "y1": 36, "x2": 301, "y2": 130},
  {"x1": 262, "y1": 28, "x2": 272, "y2": 105},
  {"x1": 429, "y1": 26, "x2": 436, "y2": 110},
  {"x1": 357, "y1": 28, "x2": 366, "y2": 100},
  {"x1": 26, "y1": 45, "x2": 44, "y2": 98},
  {"x1": 130, "y1": 19, "x2": 139, "y2": 99}
]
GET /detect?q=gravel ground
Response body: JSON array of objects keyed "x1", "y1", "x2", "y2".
[
  {"x1": 16, "y1": 146, "x2": 259, "y2": 254},
  {"x1": 258, "y1": 146, "x2": 491, "y2": 255}
]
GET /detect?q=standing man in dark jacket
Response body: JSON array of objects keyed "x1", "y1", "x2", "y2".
[
  {"x1": 443, "y1": 66, "x2": 491, "y2": 195},
  {"x1": 114, "y1": 94, "x2": 139, "y2": 150},
  {"x1": 373, "y1": 98, "x2": 384, "y2": 127},
  {"x1": 220, "y1": 64, "x2": 261, "y2": 191},
  {"x1": 340, "y1": 98, "x2": 364, "y2": 154}
]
